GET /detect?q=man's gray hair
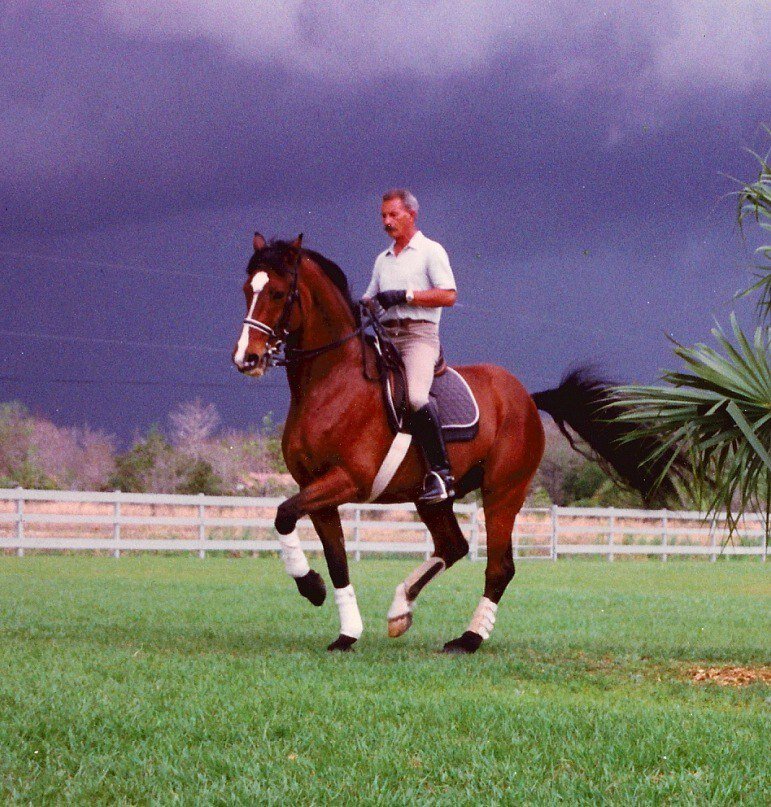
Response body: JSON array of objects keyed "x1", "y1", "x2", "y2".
[{"x1": 382, "y1": 188, "x2": 419, "y2": 214}]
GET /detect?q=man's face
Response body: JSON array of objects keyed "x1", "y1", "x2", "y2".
[{"x1": 381, "y1": 198, "x2": 416, "y2": 241}]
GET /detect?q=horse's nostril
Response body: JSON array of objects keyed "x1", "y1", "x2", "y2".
[{"x1": 244, "y1": 353, "x2": 260, "y2": 365}]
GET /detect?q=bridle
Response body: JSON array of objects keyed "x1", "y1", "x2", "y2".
[
  {"x1": 241, "y1": 245, "x2": 303, "y2": 367},
  {"x1": 242, "y1": 245, "x2": 362, "y2": 368}
]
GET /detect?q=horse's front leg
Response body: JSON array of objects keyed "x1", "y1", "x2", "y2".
[
  {"x1": 275, "y1": 465, "x2": 359, "y2": 535},
  {"x1": 308, "y1": 507, "x2": 363, "y2": 652},
  {"x1": 276, "y1": 528, "x2": 327, "y2": 607},
  {"x1": 274, "y1": 467, "x2": 362, "y2": 648}
]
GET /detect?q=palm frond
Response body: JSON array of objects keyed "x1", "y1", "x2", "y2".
[
  {"x1": 614, "y1": 318, "x2": 771, "y2": 542},
  {"x1": 736, "y1": 143, "x2": 771, "y2": 321}
]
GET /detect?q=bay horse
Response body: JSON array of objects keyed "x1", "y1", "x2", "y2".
[{"x1": 232, "y1": 234, "x2": 663, "y2": 653}]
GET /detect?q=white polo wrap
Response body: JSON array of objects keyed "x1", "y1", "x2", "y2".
[
  {"x1": 278, "y1": 530, "x2": 310, "y2": 578},
  {"x1": 468, "y1": 597, "x2": 498, "y2": 640},
  {"x1": 404, "y1": 557, "x2": 445, "y2": 592},
  {"x1": 387, "y1": 582, "x2": 410, "y2": 620},
  {"x1": 387, "y1": 557, "x2": 446, "y2": 619},
  {"x1": 334, "y1": 585, "x2": 363, "y2": 639}
]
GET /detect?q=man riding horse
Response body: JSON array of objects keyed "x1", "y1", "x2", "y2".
[
  {"x1": 362, "y1": 189, "x2": 457, "y2": 505},
  {"x1": 230, "y1": 204, "x2": 673, "y2": 652}
]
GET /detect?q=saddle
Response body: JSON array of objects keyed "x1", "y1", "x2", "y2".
[{"x1": 364, "y1": 324, "x2": 479, "y2": 443}]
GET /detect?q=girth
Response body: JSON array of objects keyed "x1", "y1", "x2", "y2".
[{"x1": 381, "y1": 318, "x2": 434, "y2": 327}]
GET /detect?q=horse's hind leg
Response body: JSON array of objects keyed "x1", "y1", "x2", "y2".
[
  {"x1": 443, "y1": 480, "x2": 528, "y2": 654},
  {"x1": 387, "y1": 500, "x2": 469, "y2": 638}
]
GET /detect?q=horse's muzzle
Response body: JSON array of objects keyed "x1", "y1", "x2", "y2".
[{"x1": 234, "y1": 352, "x2": 266, "y2": 377}]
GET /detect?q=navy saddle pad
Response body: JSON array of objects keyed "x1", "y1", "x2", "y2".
[
  {"x1": 384, "y1": 366, "x2": 480, "y2": 443},
  {"x1": 430, "y1": 367, "x2": 480, "y2": 443}
]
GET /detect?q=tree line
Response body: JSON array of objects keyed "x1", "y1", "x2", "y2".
[
  {"x1": 0, "y1": 399, "x2": 286, "y2": 496},
  {"x1": 0, "y1": 398, "x2": 630, "y2": 505}
]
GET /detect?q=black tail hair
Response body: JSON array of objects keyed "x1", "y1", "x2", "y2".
[{"x1": 532, "y1": 367, "x2": 684, "y2": 506}]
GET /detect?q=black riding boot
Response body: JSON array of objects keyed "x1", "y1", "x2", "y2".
[{"x1": 411, "y1": 401, "x2": 455, "y2": 505}]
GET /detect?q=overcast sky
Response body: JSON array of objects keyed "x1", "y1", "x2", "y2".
[{"x1": 1, "y1": 1, "x2": 769, "y2": 440}]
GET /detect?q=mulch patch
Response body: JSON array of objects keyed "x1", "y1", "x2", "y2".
[{"x1": 689, "y1": 666, "x2": 771, "y2": 687}]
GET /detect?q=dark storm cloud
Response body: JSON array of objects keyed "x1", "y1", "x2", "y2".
[
  {"x1": 2, "y1": 1, "x2": 768, "y2": 235},
  {"x1": 1, "y1": 1, "x2": 769, "y2": 437}
]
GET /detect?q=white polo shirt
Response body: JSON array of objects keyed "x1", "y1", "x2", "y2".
[{"x1": 364, "y1": 231, "x2": 456, "y2": 324}]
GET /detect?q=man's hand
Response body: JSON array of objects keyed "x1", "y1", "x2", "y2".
[{"x1": 375, "y1": 289, "x2": 407, "y2": 309}]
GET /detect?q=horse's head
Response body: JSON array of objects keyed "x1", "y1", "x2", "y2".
[{"x1": 232, "y1": 233, "x2": 303, "y2": 376}]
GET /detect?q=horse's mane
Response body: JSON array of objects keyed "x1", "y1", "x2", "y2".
[{"x1": 247, "y1": 240, "x2": 360, "y2": 324}]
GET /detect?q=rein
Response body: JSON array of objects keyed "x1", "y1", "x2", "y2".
[
  {"x1": 359, "y1": 303, "x2": 401, "y2": 382},
  {"x1": 280, "y1": 329, "x2": 361, "y2": 366},
  {"x1": 281, "y1": 305, "x2": 400, "y2": 381}
]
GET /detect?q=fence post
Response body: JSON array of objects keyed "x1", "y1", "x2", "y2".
[
  {"x1": 469, "y1": 500, "x2": 480, "y2": 561},
  {"x1": 354, "y1": 506, "x2": 362, "y2": 562},
  {"x1": 113, "y1": 493, "x2": 121, "y2": 559},
  {"x1": 550, "y1": 505, "x2": 558, "y2": 561},
  {"x1": 607, "y1": 509, "x2": 615, "y2": 562},
  {"x1": 16, "y1": 490, "x2": 24, "y2": 557},
  {"x1": 661, "y1": 509, "x2": 668, "y2": 562},
  {"x1": 198, "y1": 494, "x2": 206, "y2": 559},
  {"x1": 709, "y1": 519, "x2": 717, "y2": 563}
]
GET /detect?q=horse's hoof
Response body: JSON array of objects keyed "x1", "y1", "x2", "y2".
[
  {"x1": 442, "y1": 631, "x2": 484, "y2": 654},
  {"x1": 294, "y1": 570, "x2": 326, "y2": 606},
  {"x1": 327, "y1": 634, "x2": 357, "y2": 652},
  {"x1": 387, "y1": 612, "x2": 413, "y2": 638}
]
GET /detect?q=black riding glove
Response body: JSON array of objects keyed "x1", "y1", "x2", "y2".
[{"x1": 375, "y1": 289, "x2": 408, "y2": 309}]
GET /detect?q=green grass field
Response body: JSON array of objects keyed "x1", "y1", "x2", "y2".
[{"x1": 0, "y1": 557, "x2": 768, "y2": 805}]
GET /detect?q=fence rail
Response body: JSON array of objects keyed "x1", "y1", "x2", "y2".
[{"x1": 0, "y1": 488, "x2": 766, "y2": 561}]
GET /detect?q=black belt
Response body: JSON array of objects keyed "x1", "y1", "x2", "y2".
[{"x1": 382, "y1": 318, "x2": 434, "y2": 327}]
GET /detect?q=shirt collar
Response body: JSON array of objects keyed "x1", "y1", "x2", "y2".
[{"x1": 385, "y1": 230, "x2": 423, "y2": 256}]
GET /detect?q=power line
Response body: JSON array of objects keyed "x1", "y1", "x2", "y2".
[
  {"x1": 0, "y1": 328, "x2": 225, "y2": 353},
  {"x1": 0, "y1": 250, "x2": 229, "y2": 280},
  {"x1": 0, "y1": 374, "x2": 286, "y2": 389}
]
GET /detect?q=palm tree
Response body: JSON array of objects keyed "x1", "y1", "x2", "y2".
[
  {"x1": 736, "y1": 143, "x2": 771, "y2": 318},
  {"x1": 616, "y1": 142, "x2": 771, "y2": 542}
]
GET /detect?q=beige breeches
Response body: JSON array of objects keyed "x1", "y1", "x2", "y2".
[{"x1": 384, "y1": 320, "x2": 440, "y2": 410}]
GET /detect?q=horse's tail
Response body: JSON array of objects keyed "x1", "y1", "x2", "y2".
[{"x1": 531, "y1": 366, "x2": 684, "y2": 505}]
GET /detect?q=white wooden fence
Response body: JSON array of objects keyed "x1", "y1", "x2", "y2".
[{"x1": 0, "y1": 488, "x2": 766, "y2": 561}]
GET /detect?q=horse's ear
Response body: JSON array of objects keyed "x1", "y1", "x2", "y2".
[
  {"x1": 291, "y1": 233, "x2": 303, "y2": 250},
  {"x1": 253, "y1": 231, "x2": 266, "y2": 251}
]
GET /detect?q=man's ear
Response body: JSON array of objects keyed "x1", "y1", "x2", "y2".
[{"x1": 253, "y1": 231, "x2": 266, "y2": 251}]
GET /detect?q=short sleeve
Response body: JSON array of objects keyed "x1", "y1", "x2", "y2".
[
  {"x1": 427, "y1": 243, "x2": 456, "y2": 290},
  {"x1": 364, "y1": 258, "x2": 381, "y2": 298}
]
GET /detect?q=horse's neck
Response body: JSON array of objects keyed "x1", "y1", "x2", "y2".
[
  {"x1": 285, "y1": 265, "x2": 364, "y2": 399},
  {"x1": 296, "y1": 269, "x2": 356, "y2": 353}
]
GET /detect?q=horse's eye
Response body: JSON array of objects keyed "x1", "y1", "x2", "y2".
[{"x1": 270, "y1": 290, "x2": 285, "y2": 301}]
